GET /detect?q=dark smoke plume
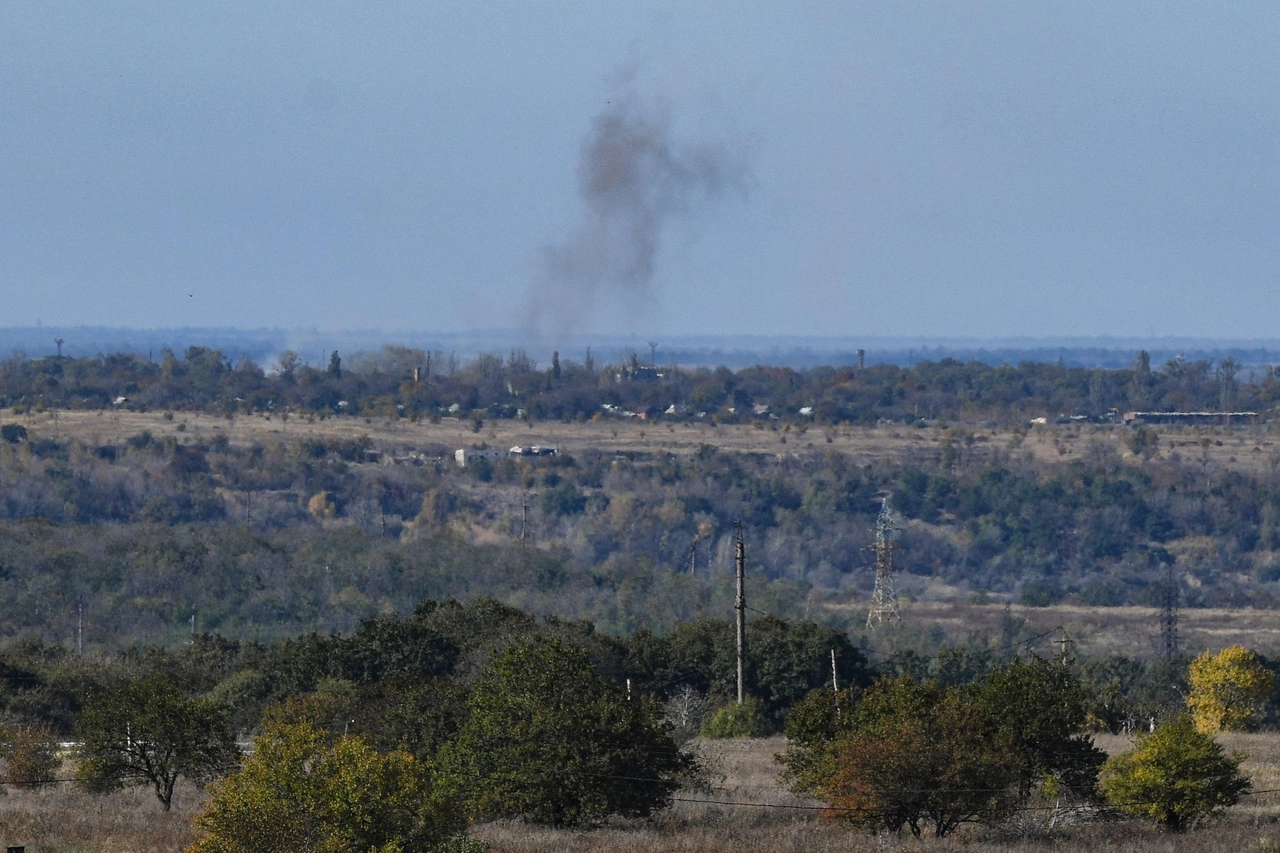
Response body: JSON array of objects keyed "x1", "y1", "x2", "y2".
[{"x1": 527, "y1": 92, "x2": 750, "y2": 336}]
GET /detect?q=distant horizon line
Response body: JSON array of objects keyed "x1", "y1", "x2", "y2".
[{"x1": 7, "y1": 325, "x2": 1280, "y2": 348}]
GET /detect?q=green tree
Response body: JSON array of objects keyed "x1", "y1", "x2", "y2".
[
  {"x1": 75, "y1": 677, "x2": 239, "y2": 810},
  {"x1": 435, "y1": 635, "x2": 694, "y2": 827},
  {"x1": 1100, "y1": 714, "x2": 1249, "y2": 831},
  {"x1": 659, "y1": 615, "x2": 871, "y2": 729},
  {"x1": 975, "y1": 655, "x2": 1105, "y2": 799},
  {"x1": 777, "y1": 686, "x2": 859, "y2": 796},
  {"x1": 188, "y1": 722, "x2": 467, "y2": 853}
]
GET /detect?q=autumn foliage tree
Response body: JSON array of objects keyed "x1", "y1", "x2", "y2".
[
  {"x1": 0, "y1": 722, "x2": 60, "y2": 787},
  {"x1": 819, "y1": 678, "x2": 1019, "y2": 838},
  {"x1": 1187, "y1": 645, "x2": 1275, "y2": 733}
]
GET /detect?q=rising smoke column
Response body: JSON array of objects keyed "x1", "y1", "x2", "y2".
[{"x1": 528, "y1": 92, "x2": 751, "y2": 336}]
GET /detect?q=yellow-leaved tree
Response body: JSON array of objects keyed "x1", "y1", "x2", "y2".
[
  {"x1": 187, "y1": 723, "x2": 473, "y2": 853},
  {"x1": 1187, "y1": 645, "x2": 1275, "y2": 733}
]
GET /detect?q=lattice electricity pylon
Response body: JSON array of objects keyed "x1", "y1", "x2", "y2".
[{"x1": 866, "y1": 497, "x2": 901, "y2": 628}]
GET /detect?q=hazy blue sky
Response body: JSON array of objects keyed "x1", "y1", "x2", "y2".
[{"x1": 2, "y1": 3, "x2": 1278, "y2": 341}]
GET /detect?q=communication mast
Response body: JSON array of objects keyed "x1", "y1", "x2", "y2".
[{"x1": 866, "y1": 497, "x2": 901, "y2": 628}]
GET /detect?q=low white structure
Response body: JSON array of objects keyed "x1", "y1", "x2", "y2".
[
  {"x1": 508, "y1": 445, "x2": 558, "y2": 457},
  {"x1": 454, "y1": 447, "x2": 505, "y2": 466}
]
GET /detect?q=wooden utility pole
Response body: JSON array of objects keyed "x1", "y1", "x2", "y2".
[
  {"x1": 1055, "y1": 627, "x2": 1075, "y2": 662},
  {"x1": 735, "y1": 521, "x2": 746, "y2": 705}
]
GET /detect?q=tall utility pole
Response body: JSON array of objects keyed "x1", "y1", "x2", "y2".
[
  {"x1": 735, "y1": 521, "x2": 746, "y2": 704},
  {"x1": 1055, "y1": 627, "x2": 1075, "y2": 662},
  {"x1": 866, "y1": 497, "x2": 901, "y2": 628},
  {"x1": 831, "y1": 648, "x2": 841, "y2": 718},
  {"x1": 1160, "y1": 563, "x2": 1179, "y2": 658}
]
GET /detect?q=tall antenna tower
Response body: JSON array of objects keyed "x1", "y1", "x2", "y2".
[
  {"x1": 1160, "y1": 563, "x2": 1179, "y2": 658},
  {"x1": 866, "y1": 497, "x2": 901, "y2": 628}
]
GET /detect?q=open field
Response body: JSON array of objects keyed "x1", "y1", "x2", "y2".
[
  {"x1": 5, "y1": 735, "x2": 1280, "y2": 852},
  {"x1": 830, "y1": 601, "x2": 1280, "y2": 659},
  {"x1": 16, "y1": 409, "x2": 1280, "y2": 476}
]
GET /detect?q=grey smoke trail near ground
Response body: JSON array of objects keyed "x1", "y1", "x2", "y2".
[{"x1": 528, "y1": 93, "x2": 751, "y2": 337}]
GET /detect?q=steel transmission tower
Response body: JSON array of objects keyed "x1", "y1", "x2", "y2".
[{"x1": 866, "y1": 498, "x2": 901, "y2": 628}]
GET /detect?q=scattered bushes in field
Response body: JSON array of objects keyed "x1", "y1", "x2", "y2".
[{"x1": 781, "y1": 656, "x2": 1107, "y2": 838}]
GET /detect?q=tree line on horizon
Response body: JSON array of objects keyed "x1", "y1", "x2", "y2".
[{"x1": 0, "y1": 344, "x2": 1276, "y2": 423}]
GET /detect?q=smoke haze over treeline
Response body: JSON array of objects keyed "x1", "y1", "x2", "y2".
[{"x1": 526, "y1": 88, "x2": 751, "y2": 338}]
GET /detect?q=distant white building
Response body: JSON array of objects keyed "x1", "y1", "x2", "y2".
[
  {"x1": 508, "y1": 445, "x2": 558, "y2": 457},
  {"x1": 454, "y1": 447, "x2": 505, "y2": 467}
]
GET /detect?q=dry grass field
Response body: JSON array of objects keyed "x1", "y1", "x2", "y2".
[
  {"x1": 18, "y1": 408, "x2": 1280, "y2": 477},
  {"x1": 6, "y1": 735, "x2": 1280, "y2": 852},
  {"x1": 829, "y1": 600, "x2": 1280, "y2": 659}
]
